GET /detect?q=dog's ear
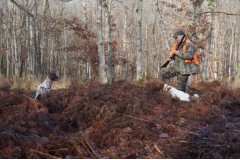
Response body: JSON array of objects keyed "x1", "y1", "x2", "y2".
[
  {"x1": 49, "y1": 72, "x2": 59, "y2": 81},
  {"x1": 159, "y1": 83, "x2": 165, "y2": 90},
  {"x1": 163, "y1": 84, "x2": 171, "y2": 91},
  {"x1": 166, "y1": 87, "x2": 171, "y2": 92},
  {"x1": 190, "y1": 94, "x2": 199, "y2": 101}
]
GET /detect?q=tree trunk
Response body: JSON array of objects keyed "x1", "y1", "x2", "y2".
[
  {"x1": 122, "y1": 2, "x2": 128, "y2": 80},
  {"x1": 34, "y1": 0, "x2": 42, "y2": 77},
  {"x1": 0, "y1": 9, "x2": 3, "y2": 77},
  {"x1": 97, "y1": 0, "x2": 107, "y2": 84},
  {"x1": 136, "y1": 0, "x2": 143, "y2": 81},
  {"x1": 154, "y1": 0, "x2": 170, "y2": 52},
  {"x1": 202, "y1": 25, "x2": 212, "y2": 81},
  {"x1": 103, "y1": 0, "x2": 114, "y2": 84},
  {"x1": 63, "y1": 24, "x2": 68, "y2": 79},
  {"x1": 83, "y1": 0, "x2": 88, "y2": 29},
  {"x1": 191, "y1": 0, "x2": 204, "y2": 41},
  {"x1": 202, "y1": 3, "x2": 214, "y2": 81}
]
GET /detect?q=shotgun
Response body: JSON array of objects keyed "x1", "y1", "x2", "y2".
[{"x1": 161, "y1": 34, "x2": 185, "y2": 68}]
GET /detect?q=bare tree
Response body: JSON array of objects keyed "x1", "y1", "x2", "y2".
[
  {"x1": 202, "y1": 0, "x2": 214, "y2": 81},
  {"x1": 154, "y1": 0, "x2": 170, "y2": 51},
  {"x1": 102, "y1": 0, "x2": 114, "y2": 84},
  {"x1": 97, "y1": 0, "x2": 107, "y2": 84},
  {"x1": 0, "y1": 0, "x2": 239, "y2": 84},
  {"x1": 190, "y1": 0, "x2": 204, "y2": 40},
  {"x1": 136, "y1": 0, "x2": 143, "y2": 81}
]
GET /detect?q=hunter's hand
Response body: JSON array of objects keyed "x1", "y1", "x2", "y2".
[
  {"x1": 174, "y1": 50, "x2": 179, "y2": 54},
  {"x1": 170, "y1": 50, "x2": 179, "y2": 59}
]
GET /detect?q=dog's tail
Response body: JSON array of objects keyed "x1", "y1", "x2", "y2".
[
  {"x1": 193, "y1": 94, "x2": 199, "y2": 99},
  {"x1": 35, "y1": 91, "x2": 40, "y2": 100},
  {"x1": 190, "y1": 94, "x2": 199, "y2": 101}
]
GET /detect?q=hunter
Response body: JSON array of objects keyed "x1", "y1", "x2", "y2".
[{"x1": 159, "y1": 28, "x2": 199, "y2": 92}]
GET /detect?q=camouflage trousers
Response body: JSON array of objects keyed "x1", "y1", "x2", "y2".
[{"x1": 159, "y1": 66, "x2": 190, "y2": 92}]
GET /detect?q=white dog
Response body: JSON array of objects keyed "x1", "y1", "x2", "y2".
[
  {"x1": 35, "y1": 73, "x2": 59, "y2": 100},
  {"x1": 163, "y1": 84, "x2": 199, "y2": 101}
]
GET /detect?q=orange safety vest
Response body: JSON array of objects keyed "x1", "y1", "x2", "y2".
[{"x1": 170, "y1": 39, "x2": 199, "y2": 64}]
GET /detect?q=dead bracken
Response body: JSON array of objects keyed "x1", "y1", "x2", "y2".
[{"x1": 0, "y1": 80, "x2": 239, "y2": 158}]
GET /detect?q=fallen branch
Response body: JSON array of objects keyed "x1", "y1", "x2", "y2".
[
  {"x1": 74, "y1": 145, "x2": 85, "y2": 158},
  {"x1": 178, "y1": 140, "x2": 189, "y2": 143},
  {"x1": 30, "y1": 150, "x2": 60, "y2": 159},
  {"x1": 189, "y1": 131, "x2": 200, "y2": 136},
  {"x1": 116, "y1": 113, "x2": 153, "y2": 123},
  {"x1": 48, "y1": 148, "x2": 68, "y2": 152},
  {"x1": 84, "y1": 139, "x2": 98, "y2": 158},
  {"x1": 81, "y1": 141, "x2": 96, "y2": 158},
  {"x1": 29, "y1": 146, "x2": 39, "y2": 159},
  {"x1": 153, "y1": 143, "x2": 165, "y2": 158}
]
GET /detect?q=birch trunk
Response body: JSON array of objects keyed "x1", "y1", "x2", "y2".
[
  {"x1": 136, "y1": 0, "x2": 143, "y2": 81},
  {"x1": 13, "y1": 7, "x2": 20, "y2": 76},
  {"x1": 83, "y1": 0, "x2": 88, "y2": 29},
  {"x1": 28, "y1": 15, "x2": 34, "y2": 77},
  {"x1": 83, "y1": 0, "x2": 88, "y2": 79},
  {"x1": 234, "y1": 25, "x2": 239, "y2": 82},
  {"x1": 229, "y1": 22, "x2": 235, "y2": 81},
  {"x1": 63, "y1": 24, "x2": 68, "y2": 79}
]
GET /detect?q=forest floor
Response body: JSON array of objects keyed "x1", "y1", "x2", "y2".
[{"x1": 0, "y1": 80, "x2": 240, "y2": 158}]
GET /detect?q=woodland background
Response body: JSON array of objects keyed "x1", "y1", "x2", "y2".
[
  {"x1": 1, "y1": 0, "x2": 240, "y2": 159},
  {"x1": 0, "y1": 0, "x2": 240, "y2": 86}
]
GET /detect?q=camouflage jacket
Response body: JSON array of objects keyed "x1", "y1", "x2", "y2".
[{"x1": 172, "y1": 38, "x2": 199, "y2": 75}]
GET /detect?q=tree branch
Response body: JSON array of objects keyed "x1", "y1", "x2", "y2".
[
  {"x1": 201, "y1": 11, "x2": 240, "y2": 16},
  {"x1": 9, "y1": 0, "x2": 34, "y2": 18},
  {"x1": 59, "y1": 0, "x2": 74, "y2": 2},
  {"x1": 115, "y1": 0, "x2": 134, "y2": 13}
]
